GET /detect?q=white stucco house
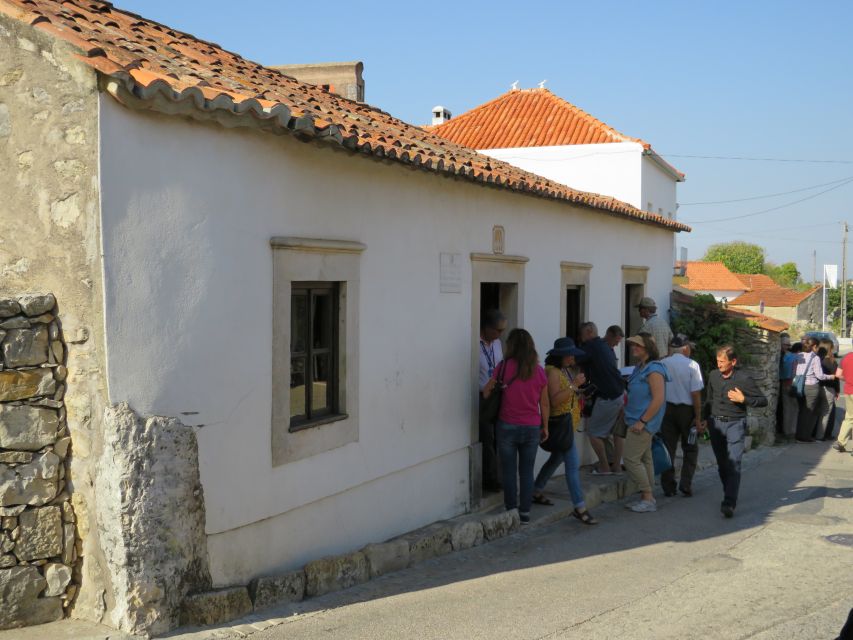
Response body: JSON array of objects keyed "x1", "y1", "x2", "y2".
[
  {"x1": 1, "y1": 0, "x2": 689, "y2": 633},
  {"x1": 429, "y1": 87, "x2": 685, "y2": 220}
]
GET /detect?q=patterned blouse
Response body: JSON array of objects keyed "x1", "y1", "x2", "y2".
[{"x1": 545, "y1": 365, "x2": 582, "y2": 428}]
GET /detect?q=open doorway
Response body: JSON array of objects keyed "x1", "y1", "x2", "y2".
[
  {"x1": 565, "y1": 285, "x2": 585, "y2": 343},
  {"x1": 624, "y1": 283, "x2": 645, "y2": 362},
  {"x1": 480, "y1": 282, "x2": 518, "y2": 332}
]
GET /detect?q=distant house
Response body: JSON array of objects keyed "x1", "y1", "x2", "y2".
[
  {"x1": 428, "y1": 87, "x2": 685, "y2": 220},
  {"x1": 679, "y1": 262, "x2": 749, "y2": 302},
  {"x1": 730, "y1": 285, "x2": 822, "y2": 326}
]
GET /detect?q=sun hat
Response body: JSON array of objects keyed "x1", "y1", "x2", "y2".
[
  {"x1": 547, "y1": 337, "x2": 585, "y2": 358},
  {"x1": 625, "y1": 335, "x2": 648, "y2": 348},
  {"x1": 636, "y1": 297, "x2": 657, "y2": 309}
]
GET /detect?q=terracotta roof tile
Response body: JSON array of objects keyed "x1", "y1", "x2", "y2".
[
  {"x1": 429, "y1": 88, "x2": 684, "y2": 179},
  {"x1": 0, "y1": 0, "x2": 689, "y2": 232},
  {"x1": 683, "y1": 262, "x2": 748, "y2": 292},
  {"x1": 734, "y1": 273, "x2": 778, "y2": 291},
  {"x1": 730, "y1": 285, "x2": 821, "y2": 308}
]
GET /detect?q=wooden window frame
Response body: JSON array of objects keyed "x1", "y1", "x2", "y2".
[{"x1": 289, "y1": 281, "x2": 344, "y2": 432}]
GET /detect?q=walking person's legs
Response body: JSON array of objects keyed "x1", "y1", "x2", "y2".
[
  {"x1": 782, "y1": 391, "x2": 798, "y2": 441},
  {"x1": 563, "y1": 443, "x2": 585, "y2": 509},
  {"x1": 517, "y1": 426, "x2": 541, "y2": 522},
  {"x1": 496, "y1": 422, "x2": 520, "y2": 512},
  {"x1": 721, "y1": 419, "x2": 746, "y2": 511},
  {"x1": 659, "y1": 406, "x2": 681, "y2": 496},
  {"x1": 835, "y1": 395, "x2": 853, "y2": 451},
  {"x1": 814, "y1": 387, "x2": 831, "y2": 440},
  {"x1": 533, "y1": 449, "x2": 563, "y2": 501},
  {"x1": 823, "y1": 390, "x2": 838, "y2": 440},
  {"x1": 679, "y1": 412, "x2": 699, "y2": 495},
  {"x1": 623, "y1": 429, "x2": 655, "y2": 511},
  {"x1": 586, "y1": 397, "x2": 622, "y2": 474}
]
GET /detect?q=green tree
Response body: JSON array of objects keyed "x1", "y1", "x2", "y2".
[
  {"x1": 764, "y1": 261, "x2": 801, "y2": 288},
  {"x1": 826, "y1": 283, "x2": 853, "y2": 333},
  {"x1": 671, "y1": 294, "x2": 753, "y2": 381},
  {"x1": 703, "y1": 241, "x2": 766, "y2": 274}
]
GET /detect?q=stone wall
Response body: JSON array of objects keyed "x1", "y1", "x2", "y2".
[
  {"x1": 1, "y1": 14, "x2": 113, "y2": 624},
  {"x1": 737, "y1": 324, "x2": 781, "y2": 447},
  {"x1": 0, "y1": 294, "x2": 80, "y2": 629}
]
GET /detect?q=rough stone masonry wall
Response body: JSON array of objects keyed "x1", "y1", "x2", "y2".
[
  {"x1": 0, "y1": 294, "x2": 80, "y2": 629},
  {"x1": 737, "y1": 325, "x2": 781, "y2": 448},
  {"x1": 1, "y1": 14, "x2": 114, "y2": 624}
]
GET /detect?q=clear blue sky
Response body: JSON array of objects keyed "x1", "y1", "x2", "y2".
[{"x1": 118, "y1": 0, "x2": 853, "y2": 281}]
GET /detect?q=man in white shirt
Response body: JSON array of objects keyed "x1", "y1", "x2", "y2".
[
  {"x1": 660, "y1": 335, "x2": 704, "y2": 497},
  {"x1": 479, "y1": 309, "x2": 507, "y2": 492}
]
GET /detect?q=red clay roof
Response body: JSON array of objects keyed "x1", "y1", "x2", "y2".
[
  {"x1": 730, "y1": 285, "x2": 821, "y2": 308},
  {"x1": 0, "y1": 0, "x2": 689, "y2": 233},
  {"x1": 734, "y1": 273, "x2": 778, "y2": 291},
  {"x1": 682, "y1": 262, "x2": 748, "y2": 292},
  {"x1": 429, "y1": 88, "x2": 684, "y2": 179}
]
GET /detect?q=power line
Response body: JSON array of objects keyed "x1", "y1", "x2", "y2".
[
  {"x1": 683, "y1": 178, "x2": 853, "y2": 224},
  {"x1": 680, "y1": 176, "x2": 853, "y2": 206},
  {"x1": 665, "y1": 154, "x2": 853, "y2": 165}
]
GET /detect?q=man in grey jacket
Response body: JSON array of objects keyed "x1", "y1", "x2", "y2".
[{"x1": 702, "y1": 345, "x2": 767, "y2": 518}]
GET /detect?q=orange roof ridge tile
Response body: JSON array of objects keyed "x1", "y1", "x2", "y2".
[{"x1": 0, "y1": 0, "x2": 689, "y2": 232}]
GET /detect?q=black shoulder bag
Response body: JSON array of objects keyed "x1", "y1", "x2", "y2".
[{"x1": 480, "y1": 361, "x2": 509, "y2": 425}]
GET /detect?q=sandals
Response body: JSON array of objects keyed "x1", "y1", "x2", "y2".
[
  {"x1": 532, "y1": 494, "x2": 555, "y2": 506},
  {"x1": 572, "y1": 508, "x2": 598, "y2": 525}
]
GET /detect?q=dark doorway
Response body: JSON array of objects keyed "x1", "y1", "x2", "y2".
[
  {"x1": 565, "y1": 286, "x2": 584, "y2": 343},
  {"x1": 624, "y1": 283, "x2": 645, "y2": 362},
  {"x1": 480, "y1": 282, "x2": 518, "y2": 334}
]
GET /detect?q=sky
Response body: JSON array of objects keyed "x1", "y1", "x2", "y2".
[{"x1": 117, "y1": 0, "x2": 853, "y2": 282}]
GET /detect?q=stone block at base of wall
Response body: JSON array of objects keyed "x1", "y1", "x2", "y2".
[
  {"x1": 401, "y1": 523, "x2": 453, "y2": 566},
  {"x1": 481, "y1": 509, "x2": 520, "y2": 541},
  {"x1": 180, "y1": 587, "x2": 253, "y2": 627},
  {"x1": 248, "y1": 570, "x2": 305, "y2": 611},
  {"x1": 304, "y1": 551, "x2": 369, "y2": 598},
  {"x1": 362, "y1": 540, "x2": 409, "y2": 578}
]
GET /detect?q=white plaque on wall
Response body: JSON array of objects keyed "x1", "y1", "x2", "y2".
[
  {"x1": 439, "y1": 252, "x2": 462, "y2": 293},
  {"x1": 492, "y1": 225, "x2": 505, "y2": 255}
]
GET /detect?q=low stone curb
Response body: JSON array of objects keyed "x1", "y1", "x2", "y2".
[{"x1": 176, "y1": 441, "x2": 737, "y2": 631}]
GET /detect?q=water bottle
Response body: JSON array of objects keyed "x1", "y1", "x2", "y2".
[{"x1": 687, "y1": 427, "x2": 698, "y2": 445}]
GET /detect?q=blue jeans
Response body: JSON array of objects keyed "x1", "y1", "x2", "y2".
[
  {"x1": 533, "y1": 416, "x2": 585, "y2": 509},
  {"x1": 496, "y1": 421, "x2": 540, "y2": 516}
]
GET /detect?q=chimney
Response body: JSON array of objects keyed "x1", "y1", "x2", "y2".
[
  {"x1": 272, "y1": 61, "x2": 365, "y2": 102},
  {"x1": 431, "y1": 105, "x2": 452, "y2": 126}
]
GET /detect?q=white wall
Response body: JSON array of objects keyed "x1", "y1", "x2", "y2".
[
  {"x1": 483, "y1": 142, "x2": 644, "y2": 208},
  {"x1": 640, "y1": 155, "x2": 679, "y2": 219},
  {"x1": 98, "y1": 97, "x2": 678, "y2": 585}
]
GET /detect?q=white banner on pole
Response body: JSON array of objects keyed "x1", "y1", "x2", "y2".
[{"x1": 825, "y1": 264, "x2": 839, "y2": 289}]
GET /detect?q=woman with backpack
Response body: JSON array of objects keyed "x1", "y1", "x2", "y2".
[{"x1": 482, "y1": 328, "x2": 549, "y2": 524}]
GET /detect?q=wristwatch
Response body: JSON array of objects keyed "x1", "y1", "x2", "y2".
[{"x1": 638, "y1": 418, "x2": 648, "y2": 425}]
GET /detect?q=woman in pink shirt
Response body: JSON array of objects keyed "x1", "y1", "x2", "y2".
[{"x1": 483, "y1": 329, "x2": 550, "y2": 524}]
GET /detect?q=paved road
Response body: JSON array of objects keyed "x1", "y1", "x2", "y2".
[{"x1": 226, "y1": 443, "x2": 853, "y2": 640}]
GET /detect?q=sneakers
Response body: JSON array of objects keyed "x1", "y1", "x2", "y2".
[
  {"x1": 833, "y1": 443, "x2": 847, "y2": 453},
  {"x1": 519, "y1": 513, "x2": 531, "y2": 525},
  {"x1": 630, "y1": 500, "x2": 657, "y2": 513}
]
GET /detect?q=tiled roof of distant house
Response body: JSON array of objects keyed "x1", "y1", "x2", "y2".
[
  {"x1": 0, "y1": 0, "x2": 689, "y2": 232},
  {"x1": 682, "y1": 262, "x2": 748, "y2": 292},
  {"x1": 734, "y1": 273, "x2": 779, "y2": 292},
  {"x1": 428, "y1": 88, "x2": 684, "y2": 180},
  {"x1": 731, "y1": 285, "x2": 821, "y2": 308}
]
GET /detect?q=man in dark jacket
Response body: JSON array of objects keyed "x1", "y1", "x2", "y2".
[{"x1": 701, "y1": 345, "x2": 767, "y2": 518}]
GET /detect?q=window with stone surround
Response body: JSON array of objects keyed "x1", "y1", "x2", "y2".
[{"x1": 271, "y1": 237, "x2": 364, "y2": 466}]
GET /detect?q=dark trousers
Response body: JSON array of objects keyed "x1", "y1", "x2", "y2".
[
  {"x1": 496, "y1": 422, "x2": 540, "y2": 516},
  {"x1": 796, "y1": 384, "x2": 821, "y2": 440},
  {"x1": 709, "y1": 417, "x2": 746, "y2": 508},
  {"x1": 660, "y1": 403, "x2": 698, "y2": 494},
  {"x1": 478, "y1": 409, "x2": 502, "y2": 492}
]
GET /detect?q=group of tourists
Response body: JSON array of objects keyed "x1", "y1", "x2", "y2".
[
  {"x1": 778, "y1": 332, "x2": 853, "y2": 453},
  {"x1": 478, "y1": 297, "x2": 768, "y2": 525}
]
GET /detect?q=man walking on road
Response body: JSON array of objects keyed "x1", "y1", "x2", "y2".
[
  {"x1": 702, "y1": 345, "x2": 767, "y2": 518},
  {"x1": 638, "y1": 297, "x2": 673, "y2": 354},
  {"x1": 660, "y1": 335, "x2": 704, "y2": 497}
]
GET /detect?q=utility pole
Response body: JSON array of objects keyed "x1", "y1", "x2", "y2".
[
  {"x1": 842, "y1": 222, "x2": 848, "y2": 338},
  {"x1": 812, "y1": 249, "x2": 817, "y2": 283}
]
